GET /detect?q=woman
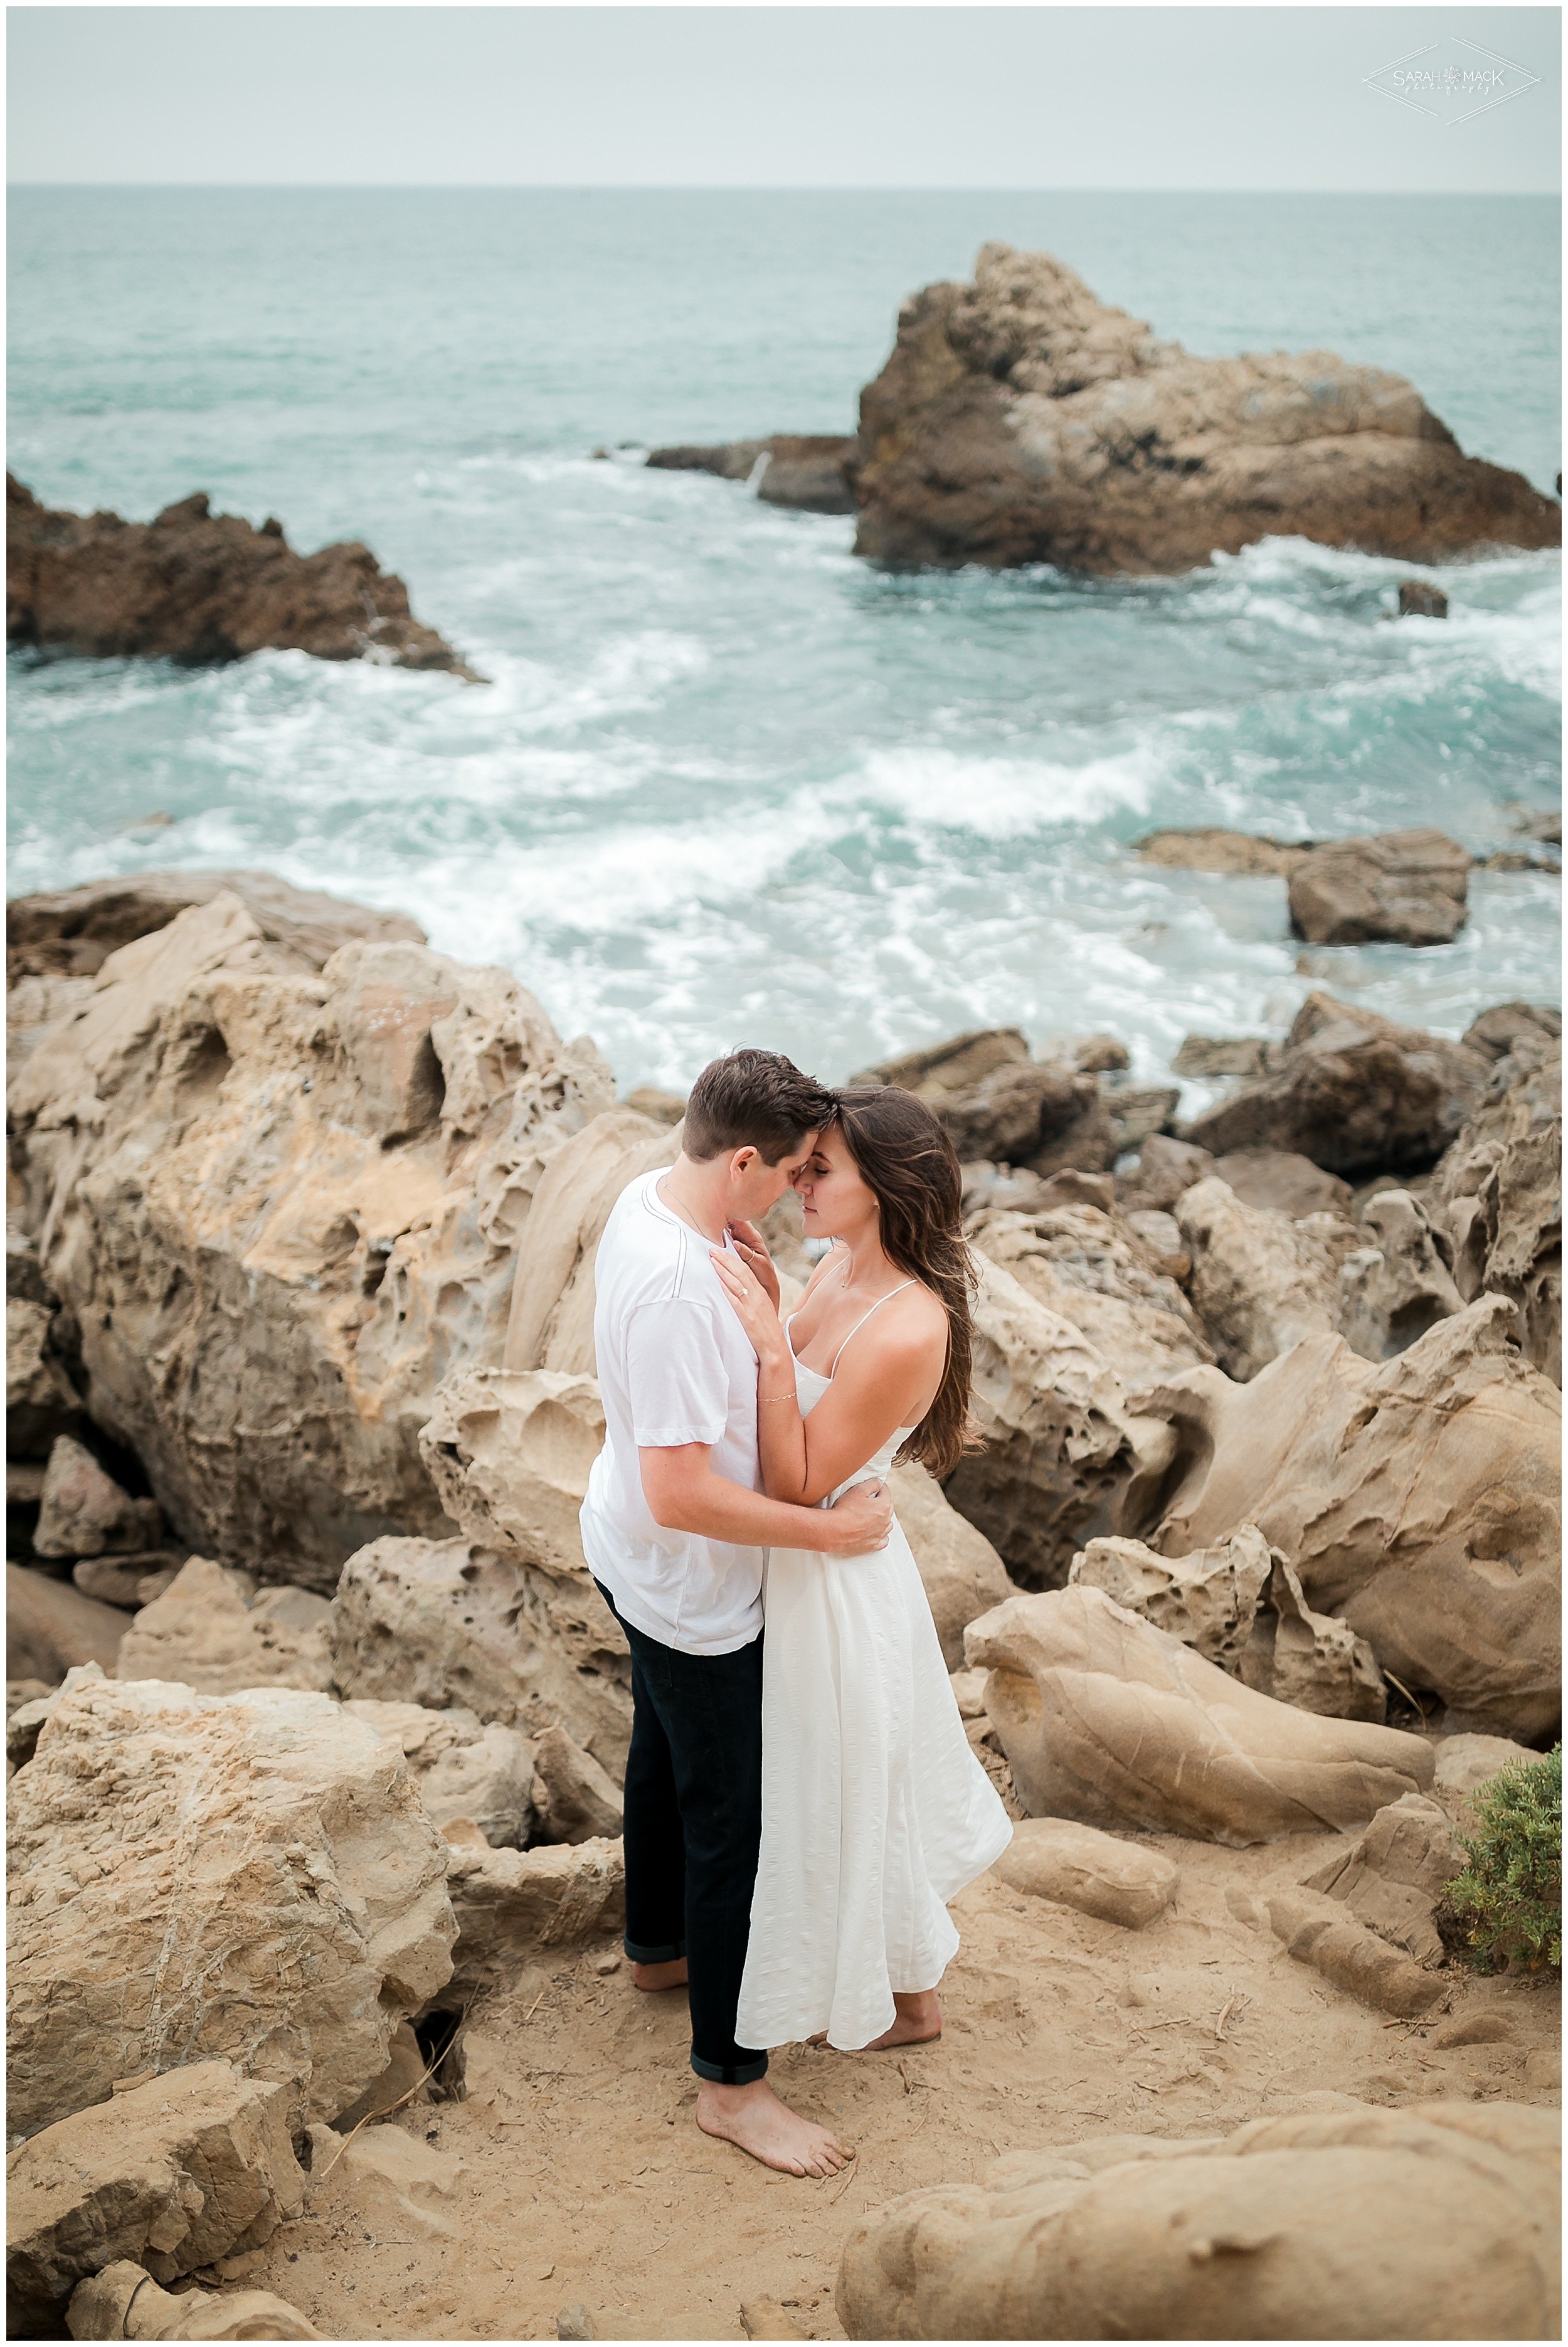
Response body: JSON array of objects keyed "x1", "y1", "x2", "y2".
[{"x1": 709, "y1": 1085, "x2": 1013, "y2": 2055}]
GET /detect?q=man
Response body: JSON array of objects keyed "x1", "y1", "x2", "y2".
[{"x1": 580, "y1": 1047, "x2": 893, "y2": 2179}]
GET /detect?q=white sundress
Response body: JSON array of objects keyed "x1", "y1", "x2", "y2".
[{"x1": 734, "y1": 1293, "x2": 1014, "y2": 2053}]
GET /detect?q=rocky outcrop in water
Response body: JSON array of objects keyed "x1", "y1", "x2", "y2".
[
  {"x1": 7, "y1": 869, "x2": 427, "y2": 985},
  {"x1": 852, "y1": 243, "x2": 1562, "y2": 573},
  {"x1": 1287, "y1": 827, "x2": 1471, "y2": 947},
  {"x1": 6, "y1": 476, "x2": 480, "y2": 677},
  {"x1": 645, "y1": 435, "x2": 858, "y2": 514}
]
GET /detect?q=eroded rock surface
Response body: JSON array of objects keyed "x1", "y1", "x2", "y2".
[
  {"x1": 7, "y1": 889, "x2": 615, "y2": 1588},
  {"x1": 1175, "y1": 1177, "x2": 1356, "y2": 1380},
  {"x1": 852, "y1": 241, "x2": 1559, "y2": 574},
  {"x1": 1185, "y1": 992, "x2": 1490, "y2": 1176},
  {"x1": 1126, "y1": 1297, "x2": 1560, "y2": 1739},
  {"x1": 7, "y1": 2062, "x2": 304, "y2": 2329},
  {"x1": 965, "y1": 1584, "x2": 1430, "y2": 1845},
  {"x1": 1301, "y1": 1791, "x2": 1466, "y2": 1964},
  {"x1": 7, "y1": 475, "x2": 479, "y2": 678},
  {"x1": 967, "y1": 1203, "x2": 1213, "y2": 1391},
  {"x1": 114, "y1": 1557, "x2": 333, "y2": 1695},
  {"x1": 65, "y1": 2260, "x2": 323, "y2": 2340},
  {"x1": 445, "y1": 1836, "x2": 626, "y2": 1996},
  {"x1": 7, "y1": 1667, "x2": 455, "y2": 2139},
  {"x1": 329, "y1": 1534, "x2": 631, "y2": 1776},
  {"x1": 342, "y1": 1699, "x2": 539, "y2": 1848},
  {"x1": 645, "y1": 435, "x2": 858, "y2": 514},
  {"x1": 8, "y1": 1563, "x2": 129, "y2": 1683},
  {"x1": 1288, "y1": 829, "x2": 1471, "y2": 947},
  {"x1": 8, "y1": 869, "x2": 426, "y2": 985},
  {"x1": 1067, "y1": 1525, "x2": 1273, "y2": 1673},
  {"x1": 837, "y1": 2102, "x2": 1560, "y2": 2340},
  {"x1": 1431, "y1": 1024, "x2": 1561, "y2": 1383}
]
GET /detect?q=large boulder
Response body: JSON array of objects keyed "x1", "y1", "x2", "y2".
[
  {"x1": 1287, "y1": 829, "x2": 1471, "y2": 947},
  {"x1": 1430, "y1": 1030, "x2": 1561, "y2": 1384},
  {"x1": 837, "y1": 2102, "x2": 1559, "y2": 2340},
  {"x1": 65, "y1": 2261, "x2": 322, "y2": 2341},
  {"x1": 114, "y1": 1557, "x2": 334, "y2": 1696},
  {"x1": 503, "y1": 1110, "x2": 681, "y2": 1373},
  {"x1": 1124, "y1": 1296, "x2": 1560, "y2": 1739},
  {"x1": 329, "y1": 1533, "x2": 631, "y2": 1777},
  {"x1": 941, "y1": 1256, "x2": 1152, "y2": 1591},
  {"x1": 1264, "y1": 1889, "x2": 1448, "y2": 2018},
  {"x1": 963, "y1": 1583, "x2": 1431, "y2": 1844},
  {"x1": 1175, "y1": 1177, "x2": 1356, "y2": 1380},
  {"x1": 966, "y1": 1204, "x2": 1212, "y2": 1390},
  {"x1": 7, "y1": 475, "x2": 480, "y2": 678},
  {"x1": 7, "y1": 1666, "x2": 455, "y2": 2140},
  {"x1": 1067, "y1": 1525, "x2": 1273, "y2": 1673},
  {"x1": 1209, "y1": 1150, "x2": 1352, "y2": 1221},
  {"x1": 849, "y1": 1030, "x2": 1113, "y2": 1177},
  {"x1": 1335, "y1": 1187, "x2": 1465, "y2": 1360},
  {"x1": 1184, "y1": 992, "x2": 1490, "y2": 1176},
  {"x1": 852, "y1": 241, "x2": 1560, "y2": 575},
  {"x1": 6, "y1": 2062, "x2": 305, "y2": 2333},
  {"x1": 6, "y1": 888, "x2": 615, "y2": 1589},
  {"x1": 7, "y1": 869, "x2": 426, "y2": 985}
]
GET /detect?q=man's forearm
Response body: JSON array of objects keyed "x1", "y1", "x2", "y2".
[{"x1": 652, "y1": 1466, "x2": 853, "y2": 1554}]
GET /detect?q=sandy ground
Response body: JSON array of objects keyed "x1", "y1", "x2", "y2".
[{"x1": 228, "y1": 1828, "x2": 1561, "y2": 2342}]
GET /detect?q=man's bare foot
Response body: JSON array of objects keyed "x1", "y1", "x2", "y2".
[
  {"x1": 696, "y1": 2079, "x2": 852, "y2": 2178},
  {"x1": 865, "y1": 1991, "x2": 941, "y2": 2050},
  {"x1": 632, "y1": 1957, "x2": 689, "y2": 1992}
]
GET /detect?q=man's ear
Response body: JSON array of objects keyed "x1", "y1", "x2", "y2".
[{"x1": 729, "y1": 1145, "x2": 758, "y2": 1181}]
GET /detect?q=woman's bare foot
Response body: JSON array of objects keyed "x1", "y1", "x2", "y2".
[
  {"x1": 632, "y1": 1957, "x2": 689, "y2": 1992},
  {"x1": 696, "y1": 2079, "x2": 852, "y2": 2177},
  {"x1": 865, "y1": 1991, "x2": 941, "y2": 2050}
]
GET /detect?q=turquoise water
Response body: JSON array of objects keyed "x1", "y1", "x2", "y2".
[{"x1": 8, "y1": 188, "x2": 1560, "y2": 1095}]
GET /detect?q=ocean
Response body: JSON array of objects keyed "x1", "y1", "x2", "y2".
[{"x1": 8, "y1": 187, "x2": 1560, "y2": 1099}]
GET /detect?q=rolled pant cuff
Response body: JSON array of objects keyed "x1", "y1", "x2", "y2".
[
  {"x1": 690, "y1": 2050, "x2": 769, "y2": 2086},
  {"x1": 625, "y1": 1935, "x2": 687, "y2": 1964}
]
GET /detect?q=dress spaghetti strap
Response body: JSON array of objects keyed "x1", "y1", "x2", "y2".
[{"x1": 827, "y1": 1281, "x2": 916, "y2": 1376}]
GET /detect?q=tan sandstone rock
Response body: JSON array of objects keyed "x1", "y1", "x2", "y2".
[
  {"x1": 114, "y1": 1557, "x2": 334, "y2": 1696},
  {"x1": 1301, "y1": 1791, "x2": 1466, "y2": 1965},
  {"x1": 330, "y1": 1530, "x2": 631, "y2": 1777},
  {"x1": 1434, "y1": 1733, "x2": 1538, "y2": 1799},
  {"x1": 963, "y1": 1584, "x2": 1431, "y2": 1845},
  {"x1": 7, "y1": 1667, "x2": 455, "y2": 2140},
  {"x1": 1336, "y1": 1187, "x2": 1464, "y2": 1359},
  {"x1": 941, "y1": 1255, "x2": 1151, "y2": 1589},
  {"x1": 6, "y1": 2062, "x2": 304, "y2": 2328},
  {"x1": 1240, "y1": 1555, "x2": 1387, "y2": 1724},
  {"x1": 342, "y1": 1699, "x2": 539, "y2": 1847},
  {"x1": 837, "y1": 2102, "x2": 1559, "y2": 2340},
  {"x1": 445, "y1": 1836, "x2": 626, "y2": 1996},
  {"x1": 531, "y1": 1723, "x2": 625, "y2": 1843},
  {"x1": 66, "y1": 2260, "x2": 323, "y2": 2339},
  {"x1": 1177, "y1": 1177, "x2": 1358, "y2": 1380},
  {"x1": 967, "y1": 1204, "x2": 1212, "y2": 1390},
  {"x1": 7, "y1": 890, "x2": 615, "y2": 1589},
  {"x1": 852, "y1": 239, "x2": 1559, "y2": 575},
  {"x1": 8, "y1": 1562, "x2": 129, "y2": 1683},
  {"x1": 1067, "y1": 1525, "x2": 1273, "y2": 1672},
  {"x1": 1431, "y1": 1030, "x2": 1560, "y2": 1384},
  {"x1": 504, "y1": 1110, "x2": 682, "y2": 1374},
  {"x1": 1288, "y1": 829, "x2": 1471, "y2": 948},
  {"x1": 7, "y1": 869, "x2": 427, "y2": 985},
  {"x1": 992, "y1": 1819, "x2": 1178, "y2": 1929},
  {"x1": 1113, "y1": 1132, "x2": 1216, "y2": 1213},
  {"x1": 1185, "y1": 992, "x2": 1491, "y2": 1177},
  {"x1": 1124, "y1": 1296, "x2": 1560, "y2": 1739},
  {"x1": 1209, "y1": 1149, "x2": 1353, "y2": 1222},
  {"x1": 1264, "y1": 1889, "x2": 1448, "y2": 2018}
]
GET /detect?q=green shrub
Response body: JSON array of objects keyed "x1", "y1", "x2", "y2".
[{"x1": 1441, "y1": 1744, "x2": 1561, "y2": 1974}]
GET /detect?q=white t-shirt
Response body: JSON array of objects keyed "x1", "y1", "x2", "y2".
[{"x1": 579, "y1": 1168, "x2": 765, "y2": 1655}]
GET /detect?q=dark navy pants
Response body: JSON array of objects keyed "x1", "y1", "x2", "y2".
[{"x1": 595, "y1": 1581, "x2": 768, "y2": 2085}]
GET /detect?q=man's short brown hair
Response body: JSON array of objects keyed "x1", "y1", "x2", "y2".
[{"x1": 684, "y1": 1049, "x2": 836, "y2": 1165}]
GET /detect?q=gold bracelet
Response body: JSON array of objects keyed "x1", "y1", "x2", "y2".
[{"x1": 758, "y1": 1393, "x2": 797, "y2": 1404}]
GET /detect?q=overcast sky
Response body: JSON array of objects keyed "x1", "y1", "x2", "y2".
[{"x1": 8, "y1": 6, "x2": 1560, "y2": 191}]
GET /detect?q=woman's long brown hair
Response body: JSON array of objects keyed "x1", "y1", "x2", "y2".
[{"x1": 829, "y1": 1086, "x2": 982, "y2": 1480}]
